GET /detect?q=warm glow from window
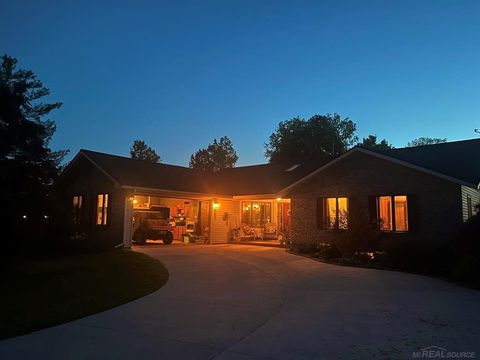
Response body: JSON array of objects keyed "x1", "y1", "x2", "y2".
[
  {"x1": 325, "y1": 197, "x2": 348, "y2": 229},
  {"x1": 338, "y1": 197, "x2": 348, "y2": 230},
  {"x1": 325, "y1": 198, "x2": 337, "y2": 229},
  {"x1": 394, "y1": 195, "x2": 408, "y2": 232},
  {"x1": 379, "y1": 196, "x2": 393, "y2": 231},
  {"x1": 241, "y1": 201, "x2": 272, "y2": 227},
  {"x1": 96, "y1": 194, "x2": 109, "y2": 225},
  {"x1": 378, "y1": 195, "x2": 409, "y2": 232}
]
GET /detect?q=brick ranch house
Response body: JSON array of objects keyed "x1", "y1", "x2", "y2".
[{"x1": 56, "y1": 139, "x2": 480, "y2": 248}]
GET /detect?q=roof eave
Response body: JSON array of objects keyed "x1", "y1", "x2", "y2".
[
  {"x1": 232, "y1": 194, "x2": 280, "y2": 200},
  {"x1": 121, "y1": 185, "x2": 233, "y2": 199}
]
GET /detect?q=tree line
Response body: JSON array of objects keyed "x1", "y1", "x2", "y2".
[{"x1": 131, "y1": 114, "x2": 448, "y2": 170}]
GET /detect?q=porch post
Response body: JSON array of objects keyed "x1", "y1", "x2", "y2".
[
  {"x1": 123, "y1": 194, "x2": 134, "y2": 248},
  {"x1": 208, "y1": 199, "x2": 212, "y2": 244}
]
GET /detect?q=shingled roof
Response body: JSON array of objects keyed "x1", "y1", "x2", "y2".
[
  {"x1": 381, "y1": 138, "x2": 480, "y2": 186},
  {"x1": 73, "y1": 138, "x2": 479, "y2": 197},
  {"x1": 81, "y1": 150, "x2": 218, "y2": 194},
  {"x1": 79, "y1": 150, "x2": 329, "y2": 196},
  {"x1": 214, "y1": 160, "x2": 330, "y2": 196}
]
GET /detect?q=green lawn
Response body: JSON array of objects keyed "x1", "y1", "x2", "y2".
[{"x1": 0, "y1": 249, "x2": 169, "y2": 339}]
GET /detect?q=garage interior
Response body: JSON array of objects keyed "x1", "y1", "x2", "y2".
[{"x1": 133, "y1": 195, "x2": 210, "y2": 244}]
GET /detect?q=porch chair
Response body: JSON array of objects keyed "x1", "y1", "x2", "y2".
[
  {"x1": 262, "y1": 223, "x2": 277, "y2": 240},
  {"x1": 240, "y1": 225, "x2": 257, "y2": 241}
]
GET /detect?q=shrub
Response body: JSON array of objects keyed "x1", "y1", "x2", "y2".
[
  {"x1": 453, "y1": 213, "x2": 480, "y2": 287},
  {"x1": 317, "y1": 243, "x2": 342, "y2": 260},
  {"x1": 332, "y1": 212, "x2": 383, "y2": 257},
  {"x1": 380, "y1": 238, "x2": 453, "y2": 276},
  {"x1": 292, "y1": 240, "x2": 318, "y2": 254}
]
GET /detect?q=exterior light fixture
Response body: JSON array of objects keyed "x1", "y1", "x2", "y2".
[
  {"x1": 276, "y1": 197, "x2": 282, "y2": 201},
  {"x1": 212, "y1": 201, "x2": 220, "y2": 210},
  {"x1": 22, "y1": 215, "x2": 27, "y2": 219}
]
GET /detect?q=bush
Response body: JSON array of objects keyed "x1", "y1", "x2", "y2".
[
  {"x1": 317, "y1": 243, "x2": 342, "y2": 260},
  {"x1": 453, "y1": 213, "x2": 480, "y2": 287},
  {"x1": 292, "y1": 240, "x2": 318, "y2": 254},
  {"x1": 380, "y1": 239, "x2": 453, "y2": 276},
  {"x1": 332, "y1": 212, "x2": 383, "y2": 256}
]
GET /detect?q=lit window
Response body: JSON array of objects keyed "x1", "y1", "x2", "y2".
[
  {"x1": 378, "y1": 196, "x2": 393, "y2": 231},
  {"x1": 378, "y1": 195, "x2": 408, "y2": 232},
  {"x1": 241, "y1": 202, "x2": 272, "y2": 227},
  {"x1": 338, "y1": 197, "x2": 348, "y2": 230},
  {"x1": 394, "y1": 196, "x2": 408, "y2": 231},
  {"x1": 325, "y1": 198, "x2": 337, "y2": 229},
  {"x1": 325, "y1": 197, "x2": 348, "y2": 230},
  {"x1": 72, "y1": 195, "x2": 83, "y2": 224},
  {"x1": 96, "y1": 194, "x2": 109, "y2": 225}
]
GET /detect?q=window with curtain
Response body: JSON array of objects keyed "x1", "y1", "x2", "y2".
[
  {"x1": 378, "y1": 196, "x2": 393, "y2": 231},
  {"x1": 378, "y1": 195, "x2": 408, "y2": 232},
  {"x1": 72, "y1": 195, "x2": 83, "y2": 224},
  {"x1": 241, "y1": 202, "x2": 272, "y2": 227},
  {"x1": 324, "y1": 197, "x2": 348, "y2": 230},
  {"x1": 96, "y1": 194, "x2": 109, "y2": 225}
]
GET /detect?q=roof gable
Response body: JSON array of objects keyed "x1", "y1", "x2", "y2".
[{"x1": 280, "y1": 140, "x2": 480, "y2": 194}]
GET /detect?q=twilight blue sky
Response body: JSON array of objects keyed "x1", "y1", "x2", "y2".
[{"x1": 1, "y1": 0, "x2": 479, "y2": 166}]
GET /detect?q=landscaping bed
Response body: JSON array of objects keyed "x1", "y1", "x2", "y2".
[
  {"x1": 0, "y1": 249, "x2": 169, "y2": 339},
  {"x1": 289, "y1": 240, "x2": 479, "y2": 289}
]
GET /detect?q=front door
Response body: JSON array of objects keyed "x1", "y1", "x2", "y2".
[
  {"x1": 278, "y1": 202, "x2": 291, "y2": 236},
  {"x1": 198, "y1": 201, "x2": 210, "y2": 237}
]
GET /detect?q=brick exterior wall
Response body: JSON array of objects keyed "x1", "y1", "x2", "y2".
[
  {"x1": 289, "y1": 151, "x2": 463, "y2": 246},
  {"x1": 56, "y1": 156, "x2": 127, "y2": 248}
]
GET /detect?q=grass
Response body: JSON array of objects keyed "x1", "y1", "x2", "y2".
[{"x1": 0, "y1": 249, "x2": 169, "y2": 339}]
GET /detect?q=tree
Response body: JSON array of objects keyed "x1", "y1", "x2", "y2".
[
  {"x1": 407, "y1": 137, "x2": 447, "y2": 147},
  {"x1": 265, "y1": 114, "x2": 358, "y2": 164},
  {"x1": 130, "y1": 140, "x2": 161, "y2": 163},
  {"x1": 189, "y1": 136, "x2": 238, "y2": 172},
  {"x1": 359, "y1": 134, "x2": 393, "y2": 151},
  {"x1": 0, "y1": 54, "x2": 68, "y2": 247}
]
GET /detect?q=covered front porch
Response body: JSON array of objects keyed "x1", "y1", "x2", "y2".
[
  {"x1": 230, "y1": 196, "x2": 291, "y2": 244},
  {"x1": 121, "y1": 188, "x2": 291, "y2": 248}
]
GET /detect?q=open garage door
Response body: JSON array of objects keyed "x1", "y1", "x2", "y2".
[{"x1": 132, "y1": 195, "x2": 208, "y2": 244}]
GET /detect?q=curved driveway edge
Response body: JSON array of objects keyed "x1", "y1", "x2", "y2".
[{"x1": 1, "y1": 244, "x2": 479, "y2": 359}]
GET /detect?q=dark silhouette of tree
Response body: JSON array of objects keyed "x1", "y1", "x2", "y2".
[
  {"x1": 359, "y1": 135, "x2": 393, "y2": 151},
  {"x1": 189, "y1": 136, "x2": 238, "y2": 172},
  {"x1": 407, "y1": 137, "x2": 447, "y2": 147},
  {"x1": 265, "y1": 114, "x2": 357, "y2": 164},
  {"x1": 130, "y1": 140, "x2": 161, "y2": 163},
  {"x1": 0, "y1": 54, "x2": 68, "y2": 248}
]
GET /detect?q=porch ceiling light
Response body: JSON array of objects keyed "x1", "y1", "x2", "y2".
[{"x1": 212, "y1": 199, "x2": 220, "y2": 209}]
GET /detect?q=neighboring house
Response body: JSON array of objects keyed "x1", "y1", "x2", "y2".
[{"x1": 56, "y1": 139, "x2": 480, "y2": 248}]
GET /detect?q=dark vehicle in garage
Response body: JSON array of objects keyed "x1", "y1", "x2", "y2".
[{"x1": 133, "y1": 206, "x2": 174, "y2": 245}]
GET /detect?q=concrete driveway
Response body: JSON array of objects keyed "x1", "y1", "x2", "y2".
[{"x1": 1, "y1": 244, "x2": 479, "y2": 359}]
